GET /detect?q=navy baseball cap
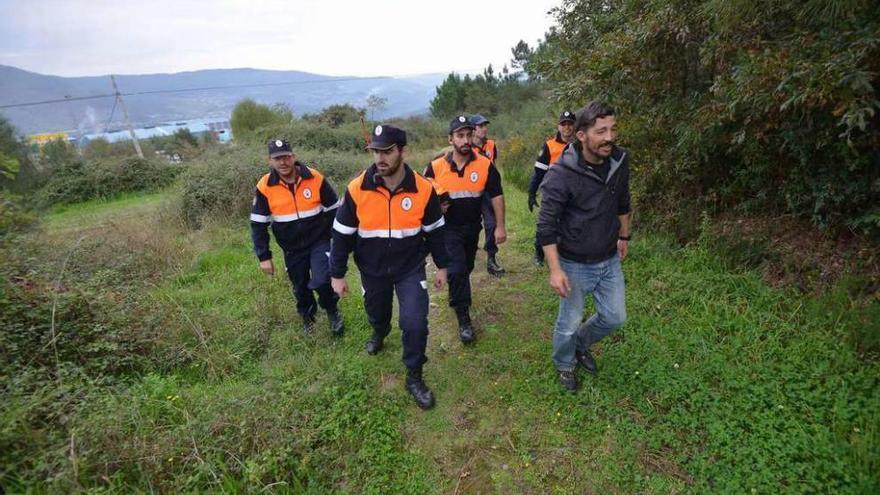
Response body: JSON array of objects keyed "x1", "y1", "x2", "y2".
[
  {"x1": 559, "y1": 110, "x2": 576, "y2": 124},
  {"x1": 470, "y1": 114, "x2": 490, "y2": 126},
  {"x1": 268, "y1": 139, "x2": 293, "y2": 158},
  {"x1": 448, "y1": 115, "x2": 474, "y2": 134},
  {"x1": 367, "y1": 124, "x2": 407, "y2": 150}
]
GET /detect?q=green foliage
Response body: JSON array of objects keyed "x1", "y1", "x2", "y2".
[
  {"x1": 35, "y1": 156, "x2": 179, "y2": 207},
  {"x1": 0, "y1": 191, "x2": 35, "y2": 237},
  {"x1": 178, "y1": 143, "x2": 365, "y2": 228},
  {"x1": 529, "y1": 0, "x2": 880, "y2": 240},
  {"x1": 0, "y1": 115, "x2": 35, "y2": 191},
  {"x1": 0, "y1": 150, "x2": 18, "y2": 180},
  {"x1": 303, "y1": 103, "x2": 366, "y2": 128},
  {"x1": 230, "y1": 99, "x2": 293, "y2": 142},
  {"x1": 430, "y1": 66, "x2": 541, "y2": 119},
  {"x1": 1, "y1": 185, "x2": 877, "y2": 492}
]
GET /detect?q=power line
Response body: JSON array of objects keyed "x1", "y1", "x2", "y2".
[{"x1": 0, "y1": 75, "x2": 394, "y2": 110}]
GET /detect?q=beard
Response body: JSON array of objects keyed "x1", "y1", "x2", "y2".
[
  {"x1": 589, "y1": 141, "x2": 614, "y2": 158},
  {"x1": 376, "y1": 158, "x2": 402, "y2": 176}
]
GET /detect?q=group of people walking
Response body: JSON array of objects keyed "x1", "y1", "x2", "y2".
[{"x1": 249, "y1": 101, "x2": 632, "y2": 408}]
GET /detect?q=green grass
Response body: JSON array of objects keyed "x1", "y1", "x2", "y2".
[{"x1": 2, "y1": 182, "x2": 878, "y2": 493}]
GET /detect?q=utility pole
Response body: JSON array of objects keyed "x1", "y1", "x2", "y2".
[{"x1": 110, "y1": 75, "x2": 144, "y2": 158}]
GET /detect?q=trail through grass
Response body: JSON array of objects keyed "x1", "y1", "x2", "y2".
[{"x1": 3, "y1": 184, "x2": 877, "y2": 494}]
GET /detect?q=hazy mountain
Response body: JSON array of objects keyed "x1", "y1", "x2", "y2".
[{"x1": 0, "y1": 65, "x2": 446, "y2": 135}]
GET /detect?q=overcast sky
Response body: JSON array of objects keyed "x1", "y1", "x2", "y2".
[{"x1": 0, "y1": 0, "x2": 560, "y2": 77}]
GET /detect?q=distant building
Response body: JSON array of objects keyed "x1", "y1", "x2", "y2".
[{"x1": 77, "y1": 118, "x2": 232, "y2": 146}]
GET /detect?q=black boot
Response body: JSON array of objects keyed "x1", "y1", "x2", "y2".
[
  {"x1": 301, "y1": 313, "x2": 316, "y2": 335},
  {"x1": 327, "y1": 308, "x2": 344, "y2": 337},
  {"x1": 455, "y1": 306, "x2": 474, "y2": 344},
  {"x1": 487, "y1": 255, "x2": 506, "y2": 277},
  {"x1": 406, "y1": 368, "x2": 435, "y2": 410},
  {"x1": 575, "y1": 349, "x2": 598, "y2": 375},
  {"x1": 365, "y1": 327, "x2": 387, "y2": 355}
]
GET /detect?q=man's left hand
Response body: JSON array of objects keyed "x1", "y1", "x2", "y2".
[
  {"x1": 494, "y1": 226, "x2": 507, "y2": 245},
  {"x1": 617, "y1": 239, "x2": 629, "y2": 261},
  {"x1": 434, "y1": 268, "x2": 447, "y2": 290}
]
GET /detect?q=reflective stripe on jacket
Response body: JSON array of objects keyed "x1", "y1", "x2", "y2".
[
  {"x1": 424, "y1": 151, "x2": 502, "y2": 226},
  {"x1": 330, "y1": 164, "x2": 448, "y2": 279},
  {"x1": 250, "y1": 163, "x2": 339, "y2": 261}
]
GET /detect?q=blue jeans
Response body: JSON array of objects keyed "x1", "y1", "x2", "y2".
[{"x1": 552, "y1": 254, "x2": 626, "y2": 371}]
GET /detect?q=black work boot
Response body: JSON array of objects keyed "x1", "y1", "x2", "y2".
[
  {"x1": 365, "y1": 328, "x2": 387, "y2": 355},
  {"x1": 455, "y1": 306, "x2": 475, "y2": 344},
  {"x1": 487, "y1": 255, "x2": 506, "y2": 277},
  {"x1": 327, "y1": 308, "x2": 344, "y2": 337},
  {"x1": 557, "y1": 369, "x2": 578, "y2": 392},
  {"x1": 301, "y1": 313, "x2": 316, "y2": 335},
  {"x1": 575, "y1": 349, "x2": 598, "y2": 375},
  {"x1": 405, "y1": 368, "x2": 435, "y2": 410}
]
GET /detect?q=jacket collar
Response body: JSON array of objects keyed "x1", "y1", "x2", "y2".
[
  {"x1": 444, "y1": 150, "x2": 479, "y2": 175},
  {"x1": 361, "y1": 163, "x2": 419, "y2": 193},
  {"x1": 268, "y1": 161, "x2": 313, "y2": 186},
  {"x1": 558, "y1": 142, "x2": 625, "y2": 184}
]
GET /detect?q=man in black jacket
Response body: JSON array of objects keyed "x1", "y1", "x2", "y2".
[
  {"x1": 250, "y1": 139, "x2": 344, "y2": 336},
  {"x1": 536, "y1": 102, "x2": 632, "y2": 392}
]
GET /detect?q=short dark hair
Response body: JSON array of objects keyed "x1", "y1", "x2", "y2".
[{"x1": 575, "y1": 101, "x2": 616, "y2": 132}]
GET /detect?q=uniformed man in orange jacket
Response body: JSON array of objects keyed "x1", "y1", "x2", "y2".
[
  {"x1": 470, "y1": 114, "x2": 505, "y2": 277},
  {"x1": 330, "y1": 124, "x2": 448, "y2": 410},
  {"x1": 528, "y1": 110, "x2": 576, "y2": 266},
  {"x1": 250, "y1": 139, "x2": 344, "y2": 335},
  {"x1": 425, "y1": 115, "x2": 506, "y2": 344}
]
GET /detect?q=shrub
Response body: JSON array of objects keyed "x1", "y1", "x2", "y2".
[
  {"x1": 35, "y1": 157, "x2": 179, "y2": 207},
  {"x1": 178, "y1": 144, "x2": 366, "y2": 228}
]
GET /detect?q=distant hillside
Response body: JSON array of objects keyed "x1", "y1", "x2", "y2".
[{"x1": 0, "y1": 65, "x2": 445, "y2": 134}]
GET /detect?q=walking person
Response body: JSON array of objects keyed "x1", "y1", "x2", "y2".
[
  {"x1": 425, "y1": 115, "x2": 506, "y2": 344},
  {"x1": 528, "y1": 110, "x2": 576, "y2": 266},
  {"x1": 470, "y1": 114, "x2": 505, "y2": 276},
  {"x1": 250, "y1": 139, "x2": 345, "y2": 336},
  {"x1": 330, "y1": 124, "x2": 448, "y2": 409},
  {"x1": 536, "y1": 102, "x2": 632, "y2": 392}
]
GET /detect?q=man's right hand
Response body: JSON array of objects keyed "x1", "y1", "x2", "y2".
[
  {"x1": 259, "y1": 259, "x2": 275, "y2": 276},
  {"x1": 331, "y1": 277, "x2": 348, "y2": 298},
  {"x1": 528, "y1": 193, "x2": 538, "y2": 212},
  {"x1": 549, "y1": 268, "x2": 571, "y2": 298}
]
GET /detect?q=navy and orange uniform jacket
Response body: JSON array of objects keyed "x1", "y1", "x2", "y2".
[
  {"x1": 528, "y1": 132, "x2": 569, "y2": 195},
  {"x1": 424, "y1": 151, "x2": 502, "y2": 226},
  {"x1": 474, "y1": 139, "x2": 498, "y2": 162},
  {"x1": 250, "y1": 163, "x2": 340, "y2": 261},
  {"x1": 330, "y1": 164, "x2": 449, "y2": 279}
]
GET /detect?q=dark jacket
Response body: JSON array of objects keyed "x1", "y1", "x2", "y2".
[
  {"x1": 330, "y1": 164, "x2": 448, "y2": 279},
  {"x1": 250, "y1": 164, "x2": 339, "y2": 261},
  {"x1": 536, "y1": 143, "x2": 631, "y2": 264}
]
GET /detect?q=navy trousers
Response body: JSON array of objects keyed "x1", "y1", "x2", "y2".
[
  {"x1": 445, "y1": 223, "x2": 481, "y2": 309},
  {"x1": 283, "y1": 239, "x2": 338, "y2": 317},
  {"x1": 481, "y1": 194, "x2": 498, "y2": 257},
  {"x1": 360, "y1": 262, "x2": 430, "y2": 370}
]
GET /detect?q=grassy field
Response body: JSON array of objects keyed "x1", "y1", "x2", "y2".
[{"x1": 2, "y1": 182, "x2": 878, "y2": 494}]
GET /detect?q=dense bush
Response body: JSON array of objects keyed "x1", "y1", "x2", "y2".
[
  {"x1": 35, "y1": 156, "x2": 179, "y2": 207},
  {"x1": 230, "y1": 99, "x2": 294, "y2": 142},
  {"x1": 0, "y1": 192, "x2": 35, "y2": 238},
  {"x1": 529, "y1": 0, "x2": 880, "y2": 240},
  {"x1": 178, "y1": 144, "x2": 365, "y2": 228}
]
